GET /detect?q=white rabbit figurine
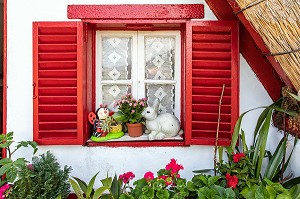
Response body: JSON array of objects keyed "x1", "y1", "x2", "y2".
[{"x1": 142, "y1": 99, "x2": 183, "y2": 140}]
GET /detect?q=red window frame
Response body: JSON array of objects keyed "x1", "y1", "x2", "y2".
[{"x1": 33, "y1": 4, "x2": 239, "y2": 147}]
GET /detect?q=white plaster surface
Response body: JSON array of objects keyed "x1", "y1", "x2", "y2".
[{"x1": 7, "y1": 0, "x2": 299, "y2": 188}]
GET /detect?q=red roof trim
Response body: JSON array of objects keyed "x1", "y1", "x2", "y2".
[{"x1": 67, "y1": 4, "x2": 204, "y2": 20}]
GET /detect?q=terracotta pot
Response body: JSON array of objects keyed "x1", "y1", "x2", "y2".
[{"x1": 126, "y1": 123, "x2": 143, "y2": 137}]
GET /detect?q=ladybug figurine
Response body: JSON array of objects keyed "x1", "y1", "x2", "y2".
[{"x1": 88, "y1": 104, "x2": 110, "y2": 137}]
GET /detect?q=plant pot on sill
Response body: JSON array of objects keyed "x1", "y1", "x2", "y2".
[
  {"x1": 272, "y1": 111, "x2": 300, "y2": 137},
  {"x1": 110, "y1": 123, "x2": 122, "y2": 133},
  {"x1": 126, "y1": 123, "x2": 143, "y2": 137}
]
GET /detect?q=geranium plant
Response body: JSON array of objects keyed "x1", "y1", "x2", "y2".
[
  {"x1": 113, "y1": 93, "x2": 147, "y2": 124},
  {"x1": 119, "y1": 159, "x2": 189, "y2": 199}
]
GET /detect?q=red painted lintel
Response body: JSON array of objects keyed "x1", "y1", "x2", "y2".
[
  {"x1": 68, "y1": 4, "x2": 204, "y2": 20},
  {"x1": 205, "y1": 0, "x2": 286, "y2": 101}
]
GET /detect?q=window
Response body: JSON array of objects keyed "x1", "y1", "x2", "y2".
[
  {"x1": 33, "y1": 4, "x2": 239, "y2": 146},
  {"x1": 96, "y1": 31, "x2": 181, "y2": 118}
]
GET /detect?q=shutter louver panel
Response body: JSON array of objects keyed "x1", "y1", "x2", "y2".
[
  {"x1": 33, "y1": 22, "x2": 84, "y2": 145},
  {"x1": 185, "y1": 21, "x2": 239, "y2": 146}
]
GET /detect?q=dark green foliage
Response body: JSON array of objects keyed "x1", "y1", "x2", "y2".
[{"x1": 10, "y1": 151, "x2": 71, "y2": 199}]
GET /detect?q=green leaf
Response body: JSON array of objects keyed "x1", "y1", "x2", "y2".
[
  {"x1": 13, "y1": 158, "x2": 26, "y2": 167},
  {"x1": 255, "y1": 184, "x2": 270, "y2": 199},
  {"x1": 111, "y1": 174, "x2": 121, "y2": 199},
  {"x1": 253, "y1": 105, "x2": 272, "y2": 141},
  {"x1": 208, "y1": 176, "x2": 220, "y2": 186},
  {"x1": 0, "y1": 163, "x2": 12, "y2": 176},
  {"x1": 265, "y1": 185, "x2": 276, "y2": 199},
  {"x1": 283, "y1": 176, "x2": 300, "y2": 189},
  {"x1": 156, "y1": 189, "x2": 169, "y2": 199},
  {"x1": 289, "y1": 185, "x2": 300, "y2": 199},
  {"x1": 101, "y1": 176, "x2": 112, "y2": 187},
  {"x1": 73, "y1": 176, "x2": 88, "y2": 193},
  {"x1": 240, "y1": 185, "x2": 258, "y2": 199},
  {"x1": 218, "y1": 147, "x2": 224, "y2": 163},
  {"x1": 254, "y1": 109, "x2": 273, "y2": 179},
  {"x1": 93, "y1": 186, "x2": 109, "y2": 199},
  {"x1": 0, "y1": 158, "x2": 12, "y2": 165},
  {"x1": 223, "y1": 188, "x2": 236, "y2": 199},
  {"x1": 241, "y1": 129, "x2": 248, "y2": 152},
  {"x1": 192, "y1": 169, "x2": 213, "y2": 173},
  {"x1": 86, "y1": 172, "x2": 99, "y2": 197},
  {"x1": 264, "y1": 138, "x2": 286, "y2": 180},
  {"x1": 69, "y1": 178, "x2": 83, "y2": 197},
  {"x1": 288, "y1": 92, "x2": 300, "y2": 102}
]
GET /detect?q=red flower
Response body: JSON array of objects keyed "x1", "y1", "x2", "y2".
[
  {"x1": 226, "y1": 173, "x2": 238, "y2": 189},
  {"x1": 165, "y1": 159, "x2": 184, "y2": 176},
  {"x1": 119, "y1": 171, "x2": 135, "y2": 184},
  {"x1": 144, "y1": 171, "x2": 154, "y2": 182},
  {"x1": 233, "y1": 153, "x2": 245, "y2": 163}
]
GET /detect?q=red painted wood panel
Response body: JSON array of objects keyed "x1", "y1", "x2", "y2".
[
  {"x1": 67, "y1": 4, "x2": 204, "y2": 20},
  {"x1": 205, "y1": 0, "x2": 285, "y2": 100},
  {"x1": 185, "y1": 21, "x2": 239, "y2": 146},
  {"x1": 33, "y1": 22, "x2": 86, "y2": 145}
]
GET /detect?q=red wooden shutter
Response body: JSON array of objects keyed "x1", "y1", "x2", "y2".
[
  {"x1": 33, "y1": 21, "x2": 87, "y2": 145},
  {"x1": 185, "y1": 21, "x2": 239, "y2": 146}
]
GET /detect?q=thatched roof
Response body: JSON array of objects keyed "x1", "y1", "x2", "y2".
[
  {"x1": 205, "y1": 0, "x2": 300, "y2": 100},
  {"x1": 236, "y1": 0, "x2": 300, "y2": 92}
]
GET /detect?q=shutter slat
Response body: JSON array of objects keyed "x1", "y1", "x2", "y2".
[
  {"x1": 38, "y1": 105, "x2": 77, "y2": 113},
  {"x1": 39, "y1": 61, "x2": 77, "y2": 70},
  {"x1": 39, "y1": 70, "x2": 77, "y2": 78},
  {"x1": 39, "y1": 87, "x2": 77, "y2": 96},
  {"x1": 185, "y1": 21, "x2": 239, "y2": 146},
  {"x1": 33, "y1": 21, "x2": 85, "y2": 145},
  {"x1": 39, "y1": 44, "x2": 77, "y2": 52}
]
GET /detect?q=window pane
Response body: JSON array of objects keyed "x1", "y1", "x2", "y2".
[
  {"x1": 146, "y1": 84, "x2": 175, "y2": 114},
  {"x1": 145, "y1": 37, "x2": 175, "y2": 80},
  {"x1": 102, "y1": 85, "x2": 131, "y2": 111},
  {"x1": 102, "y1": 37, "x2": 132, "y2": 80}
]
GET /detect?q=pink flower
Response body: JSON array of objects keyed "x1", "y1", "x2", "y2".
[
  {"x1": 0, "y1": 184, "x2": 11, "y2": 197},
  {"x1": 27, "y1": 164, "x2": 34, "y2": 171},
  {"x1": 119, "y1": 172, "x2": 135, "y2": 184},
  {"x1": 140, "y1": 101, "x2": 145, "y2": 106},
  {"x1": 233, "y1": 153, "x2": 245, "y2": 163},
  {"x1": 165, "y1": 159, "x2": 184, "y2": 176},
  {"x1": 131, "y1": 110, "x2": 135, "y2": 113},
  {"x1": 133, "y1": 103, "x2": 137, "y2": 107},
  {"x1": 144, "y1": 171, "x2": 154, "y2": 181},
  {"x1": 226, "y1": 173, "x2": 238, "y2": 189}
]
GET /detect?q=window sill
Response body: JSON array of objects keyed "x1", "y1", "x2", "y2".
[{"x1": 85, "y1": 134, "x2": 185, "y2": 147}]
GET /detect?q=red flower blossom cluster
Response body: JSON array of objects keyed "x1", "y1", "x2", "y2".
[
  {"x1": 226, "y1": 173, "x2": 238, "y2": 189},
  {"x1": 119, "y1": 171, "x2": 135, "y2": 184},
  {"x1": 144, "y1": 171, "x2": 154, "y2": 182},
  {"x1": 165, "y1": 158, "x2": 184, "y2": 176},
  {"x1": 233, "y1": 153, "x2": 246, "y2": 163}
]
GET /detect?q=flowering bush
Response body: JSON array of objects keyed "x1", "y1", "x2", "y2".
[
  {"x1": 113, "y1": 94, "x2": 147, "y2": 124},
  {"x1": 119, "y1": 159, "x2": 189, "y2": 199},
  {"x1": 217, "y1": 152, "x2": 258, "y2": 197}
]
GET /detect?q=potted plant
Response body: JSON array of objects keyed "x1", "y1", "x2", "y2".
[
  {"x1": 105, "y1": 115, "x2": 123, "y2": 133},
  {"x1": 272, "y1": 86, "x2": 300, "y2": 136},
  {"x1": 113, "y1": 93, "x2": 147, "y2": 137}
]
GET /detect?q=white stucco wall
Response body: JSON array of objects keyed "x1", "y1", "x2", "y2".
[{"x1": 7, "y1": 0, "x2": 299, "y2": 187}]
